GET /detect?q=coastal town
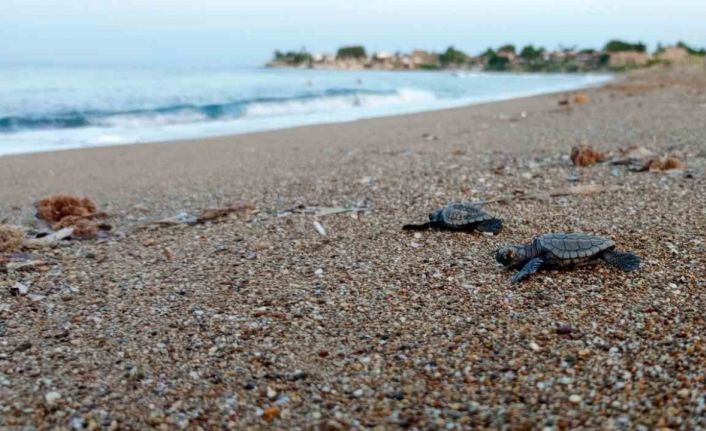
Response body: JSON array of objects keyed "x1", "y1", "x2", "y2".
[{"x1": 268, "y1": 40, "x2": 705, "y2": 72}]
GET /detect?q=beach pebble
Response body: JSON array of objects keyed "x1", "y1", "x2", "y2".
[
  {"x1": 44, "y1": 391, "x2": 62, "y2": 408},
  {"x1": 529, "y1": 342, "x2": 541, "y2": 352},
  {"x1": 569, "y1": 394, "x2": 582, "y2": 404},
  {"x1": 11, "y1": 283, "x2": 28, "y2": 296},
  {"x1": 313, "y1": 221, "x2": 326, "y2": 236}
]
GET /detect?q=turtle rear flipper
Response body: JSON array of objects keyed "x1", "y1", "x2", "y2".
[
  {"x1": 601, "y1": 250, "x2": 640, "y2": 271},
  {"x1": 476, "y1": 218, "x2": 502, "y2": 234}
]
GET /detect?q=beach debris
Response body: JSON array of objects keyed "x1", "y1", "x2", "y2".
[
  {"x1": 4, "y1": 259, "x2": 50, "y2": 272},
  {"x1": 610, "y1": 145, "x2": 655, "y2": 166},
  {"x1": 35, "y1": 194, "x2": 109, "y2": 239},
  {"x1": 280, "y1": 205, "x2": 369, "y2": 217},
  {"x1": 496, "y1": 233, "x2": 640, "y2": 283},
  {"x1": 313, "y1": 221, "x2": 327, "y2": 236},
  {"x1": 573, "y1": 92, "x2": 590, "y2": 104},
  {"x1": 149, "y1": 212, "x2": 198, "y2": 227},
  {"x1": 140, "y1": 203, "x2": 256, "y2": 229},
  {"x1": 196, "y1": 202, "x2": 256, "y2": 224},
  {"x1": 570, "y1": 145, "x2": 605, "y2": 167},
  {"x1": 23, "y1": 227, "x2": 75, "y2": 249},
  {"x1": 36, "y1": 195, "x2": 98, "y2": 222},
  {"x1": 402, "y1": 202, "x2": 502, "y2": 234},
  {"x1": 645, "y1": 156, "x2": 686, "y2": 172},
  {"x1": 0, "y1": 224, "x2": 25, "y2": 253}
]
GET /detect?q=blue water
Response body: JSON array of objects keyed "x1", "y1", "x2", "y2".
[{"x1": 0, "y1": 66, "x2": 611, "y2": 156}]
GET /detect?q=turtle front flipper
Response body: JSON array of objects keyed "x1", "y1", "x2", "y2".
[
  {"x1": 511, "y1": 257, "x2": 544, "y2": 283},
  {"x1": 476, "y1": 218, "x2": 502, "y2": 234},
  {"x1": 600, "y1": 250, "x2": 640, "y2": 271},
  {"x1": 402, "y1": 222, "x2": 435, "y2": 231}
]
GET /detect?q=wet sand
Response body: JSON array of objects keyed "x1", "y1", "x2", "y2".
[{"x1": 1, "y1": 65, "x2": 705, "y2": 429}]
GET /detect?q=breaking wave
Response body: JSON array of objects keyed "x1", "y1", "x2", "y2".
[{"x1": 0, "y1": 88, "x2": 437, "y2": 134}]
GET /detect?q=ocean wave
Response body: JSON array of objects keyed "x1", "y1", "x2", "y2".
[
  {"x1": 243, "y1": 88, "x2": 437, "y2": 117},
  {"x1": 0, "y1": 88, "x2": 426, "y2": 133}
]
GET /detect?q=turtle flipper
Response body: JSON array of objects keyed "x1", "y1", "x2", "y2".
[
  {"x1": 511, "y1": 257, "x2": 544, "y2": 283},
  {"x1": 402, "y1": 222, "x2": 434, "y2": 231},
  {"x1": 476, "y1": 218, "x2": 502, "y2": 234},
  {"x1": 600, "y1": 250, "x2": 640, "y2": 271}
]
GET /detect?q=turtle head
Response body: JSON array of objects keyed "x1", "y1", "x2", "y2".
[
  {"x1": 495, "y1": 245, "x2": 526, "y2": 268},
  {"x1": 428, "y1": 208, "x2": 444, "y2": 223}
]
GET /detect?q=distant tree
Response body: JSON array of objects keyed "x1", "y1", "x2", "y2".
[
  {"x1": 676, "y1": 41, "x2": 706, "y2": 56},
  {"x1": 272, "y1": 50, "x2": 312, "y2": 65},
  {"x1": 520, "y1": 45, "x2": 545, "y2": 61},
  {"x1": 439, "y1": 46, "x2": 468, "y2": 66},
  {"x1": 483, "y1": 49, "x2": 510, "y2": 71},
  {"x1": 603, "y1": 40, "x2": 646, "y2": 53},
  {"x1": 498, "y1": 44, "x2": 516, "y2": 54},
  {"x1": 336, "y1": 46, "x2": 367, "y2": 59}
]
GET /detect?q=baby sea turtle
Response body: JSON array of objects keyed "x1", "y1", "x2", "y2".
[
  {"x1": 403, "y1": 202, "x2": 502, "y2": 234},
  {"x1": 496, "y1": 233, "x2": 640, "y2": 283}
]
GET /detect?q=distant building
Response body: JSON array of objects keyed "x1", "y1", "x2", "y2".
[
  {"x1": 410, "y1": 50, "x2": 438, "y2": 66},
  {"x1": 656, "y1": 47, "x2": 690, "y2": 63},
  {"x1": 608, "y1": 51, "x2": 652, "y2": 67}
]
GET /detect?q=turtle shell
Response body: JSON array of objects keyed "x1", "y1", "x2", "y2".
[
  {"x1": 440, "y1": 203, "x2": 492, "y2": 227},
  {"x1": 538, "y1": 233, "x2": 615, "y2": 260}
]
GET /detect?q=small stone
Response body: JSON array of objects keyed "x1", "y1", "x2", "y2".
[
  {"x1": 44, "y1": 391, "x2": 62, "y2": 408},
  {"x1": 352, "y1": 389, "x2": 364, "y2": 398},
  {"x1": 529, "y1": 342, "x2": 540, "y2": 352},
  {"x1": 11, "y1": 283, "x2": 28, "y2": 296},
  {"x1": 314, "y1": 268, "x2": 324, "y2": 277},
  {"x1": 555, "y1": 324, "x2": 574, "y2": 335},
  {"x1": 70, "y1": 416, "x2": 87, "y2": 430},
  {"x1": 578, "y1": 349, "x2": 591, "y2": 358},
  {"x1": 569, "y1": 394, "x2": 582, "y2": 404},
  {"x1": 262, "y1": 406, "x2": 280, "y2": 422},
  {"x1": 28, "y1": 294, "x2": 45, "y2": 302},
  {"x1": 266, "y1": 386, "x2": 277, "y2": 399}
]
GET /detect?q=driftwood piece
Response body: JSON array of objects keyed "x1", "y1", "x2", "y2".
[{"x1": 23, "y1": 227, "x2": 74, "y2": 249}]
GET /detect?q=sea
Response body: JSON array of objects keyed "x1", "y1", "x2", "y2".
[{"x1": 0, "y1": 66, "x2": 611, "y2": 156}]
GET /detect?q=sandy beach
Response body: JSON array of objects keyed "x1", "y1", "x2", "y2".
[{"x1": 1, "y1": 65, "x2": 705, "y2": 429}]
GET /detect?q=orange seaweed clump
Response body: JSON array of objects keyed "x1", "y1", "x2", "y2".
[
  {"x1": 36, "y1": 195, "x2": 108, "y2": 239},
  {"x1": 69, "y1": 219, "x2": 99, "y2": 239},
  {"x1": 646, "y1": 156, "x2": 685, "y2": 171},
  {"x1": 0, "y1": 224, "x2": 25, "y2": 252},
  {"x1": 574, "y1": 92, "x2": 590, "y2": 104},
  {"x1": 570, "y1": 145, "x2": 605, "y2": 167},
  {"x1": 36, "y1": 195, "x2": 97, "y2": 223}
]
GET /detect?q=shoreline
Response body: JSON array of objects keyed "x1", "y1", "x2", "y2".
[{"x1": 0, "y1": 72, "x2": 612, "y2": 158}]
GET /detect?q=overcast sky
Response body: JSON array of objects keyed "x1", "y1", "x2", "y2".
[{"x1": 2, "y1": 0, "x2": 705, "y2": 67}]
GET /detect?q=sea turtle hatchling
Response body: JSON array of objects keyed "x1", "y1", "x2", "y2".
[
  {"x1": 496, "y1": 233, "x2": 640, "y2": 283},
  {"x1": 402, "y1": 202, "x2": 502, "y2": 234}
]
